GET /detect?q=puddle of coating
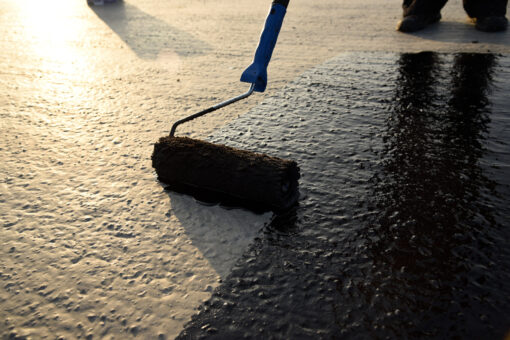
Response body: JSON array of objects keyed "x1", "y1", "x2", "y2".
[{"x1": 179, "y1": 52, "x2": 510, "y2": 339}]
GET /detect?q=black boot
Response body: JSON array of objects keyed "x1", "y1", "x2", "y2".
[
  {"x1": 398, "y1": 0, "x2": 446, "y2": 32},
  {"x1": 473, "y1": 16, "x2": 508, "y2": 31},
  {"x1": 397, "y1": 13, "x2": 442, "y2": 32},
  {"x1": 464, "y1": 0, "x2": 508, "y2": 31}
]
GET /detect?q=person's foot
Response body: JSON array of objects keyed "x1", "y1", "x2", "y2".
[
  {"x1": 473, "y1": 16, "x2": 508, "y2": 32},
  {"x1": 397, "y1": 13, "x2": 441, "y2": 32},
  {"x1": 87, "y1": 0, "x2": 105, "y2": 6}
]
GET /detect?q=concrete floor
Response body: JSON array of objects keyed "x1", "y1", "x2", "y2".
[{"x1": 1, "y1": 0, "x2": 509, "y2": 339}]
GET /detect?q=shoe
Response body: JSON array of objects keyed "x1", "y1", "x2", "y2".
[
  {"x1": 87, "y1": 0, "x2": 105, "y2": 6},
  {"x1": 397, "y1": 13, "x2": 441, "y2": 32},
  {"x1": 474, "y1": 16, "x2": 508, "y2": 32}
]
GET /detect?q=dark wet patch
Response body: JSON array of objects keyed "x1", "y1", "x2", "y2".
[{"x1": 177, "y1": 53, "x2": 510, "y2": 339}]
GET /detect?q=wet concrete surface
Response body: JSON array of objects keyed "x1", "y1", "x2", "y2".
[{"x1": 178, "y1": 52, "x2": 510, "y2": 339}]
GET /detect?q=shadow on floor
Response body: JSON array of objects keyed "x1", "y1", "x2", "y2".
[
  {"x1": 409, "y1": 20, "x2": 510, "y2": 46},
  {"x1": 90, "y1": 1, "x2": 211, "y2": 59},
  {"x1": 165, "y1": 191, "x2": 271, "y2": 280}
]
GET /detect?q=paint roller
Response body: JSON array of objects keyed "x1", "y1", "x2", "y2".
[{"x1": 152, "y1": 0, "x2": 299, "y2": 212}]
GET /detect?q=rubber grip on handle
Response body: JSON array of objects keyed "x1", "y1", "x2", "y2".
[{"x1": 240, "y1": 3, "x2": 287, "y2": 92}]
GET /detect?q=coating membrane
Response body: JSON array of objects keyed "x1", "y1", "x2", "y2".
[{"x1": 178, "y1": 52, "x2": 510, "y2": 339}]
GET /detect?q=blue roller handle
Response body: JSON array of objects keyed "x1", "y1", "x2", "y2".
[{"x1": 240, "y1": 0, "x2": 289, "y2": 92}]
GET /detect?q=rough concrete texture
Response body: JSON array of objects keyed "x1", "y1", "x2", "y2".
[{"x1": 1, "y1": 0, "x2": 509, "y2": 339}]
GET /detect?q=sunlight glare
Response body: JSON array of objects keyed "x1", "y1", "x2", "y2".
[
  {"x1": 12, "y1": 0, "x2": 102, "y2": 131},
  {"x1": 18, "y1": 1, "x2": 84, "y2": 43},
  {"x1": 16, "y1": 0, "x2": 92, "y2": 77}
]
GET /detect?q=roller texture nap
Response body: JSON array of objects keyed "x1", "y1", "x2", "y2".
[{"x1": 152, "y1": 136, "x2": 300, "y2": 212}]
